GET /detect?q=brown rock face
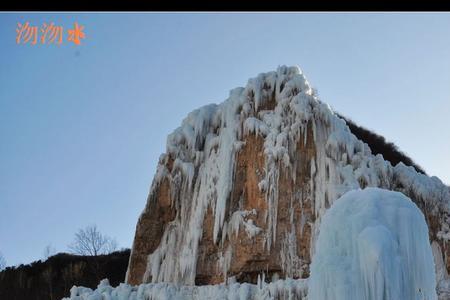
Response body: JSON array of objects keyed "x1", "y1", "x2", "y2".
[
  {"x1": 126, "y1": 66, "x2": 450, "y2": 287},
  {"x1": 195, "y1": 133, "x2": 267, "y2": 285},
  {"x1": 127, "y1": 129, "x2": 316, "y2": 285},
  {"x1": 126, "y1": 176, "x2": 176, "y2": 285}
]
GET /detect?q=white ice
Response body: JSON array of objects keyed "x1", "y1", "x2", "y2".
[
  {"x1": 63, "y1": 278, "x2": 308, "y2": 300},
  {"x1": 308, "y1": 187, "x2": 437, "y2": 300}
]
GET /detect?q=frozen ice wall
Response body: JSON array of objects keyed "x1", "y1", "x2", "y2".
[{"x1": 309, "y1": 187, "x2": 437, "y2": 300}]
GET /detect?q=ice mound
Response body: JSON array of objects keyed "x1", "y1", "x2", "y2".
[
  {"x1": 63, "y1": 277, "x2": 308, "y2": 300},
  {"x1": 308, "y1": 187, "x2": 437, "y2": 300}
]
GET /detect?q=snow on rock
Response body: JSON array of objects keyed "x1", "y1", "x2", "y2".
[
  {"x1": 63, "y1": 278, "x2": 308, "y2": 300},
  {"x1": 309, "y1": 187, "x2": 437, "y2": 300},
  {"x1": 226, "y1": 209, "x2": 262, "y2": 239}
]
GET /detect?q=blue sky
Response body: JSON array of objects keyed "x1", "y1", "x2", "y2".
[{"x1": 1, "y1": 13, "x2": 449, "y2": 267}]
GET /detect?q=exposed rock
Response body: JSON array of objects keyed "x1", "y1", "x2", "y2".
[{"x1": 126, "y1": 176, "x2": 176, "y2": 285}]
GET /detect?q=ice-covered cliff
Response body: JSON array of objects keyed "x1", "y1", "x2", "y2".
[{"x1": 122, "y1": 66, "x2": 450, "y2": 294}]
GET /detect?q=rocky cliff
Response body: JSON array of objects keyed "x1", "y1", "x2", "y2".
[{"x1": 125, "y1": 66, "x2": 450, "y2": 290}]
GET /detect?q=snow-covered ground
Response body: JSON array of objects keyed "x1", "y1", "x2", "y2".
[{"x1": 64, "y1": 277, "x2": 308, "y2": 300}]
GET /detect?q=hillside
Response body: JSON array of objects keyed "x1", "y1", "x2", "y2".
[{"x1": 0, "y1": 249, "x2": 130, "y2": 300}]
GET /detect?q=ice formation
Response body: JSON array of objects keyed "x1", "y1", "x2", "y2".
[
  {"x1": 64, "y1": 278, "x2": 308, "y2": 300},
  {"x1": 309, "y1": 187, "x2": 437, "y2": 300},
  {"x1": 122, "y1": 65, "x2": 450, "y2": 294}
]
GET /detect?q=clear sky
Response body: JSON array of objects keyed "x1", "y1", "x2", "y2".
[{"x1": 1, "y1": 13, "x2": 449, "y2": 267}]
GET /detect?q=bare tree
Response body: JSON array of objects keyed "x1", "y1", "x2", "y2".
[
  {"x1": 43, "y1": 244, "x2": 56, "y2": 260},
  {"x1": 68, "y1": 224, "x2": 118, "y2": 256},
  {"x1": 104, "y1": 238, "x2": 118, "y2": 254},
  {"x1": 0, "y1": 252, "x2": 6, "y2": 271}
]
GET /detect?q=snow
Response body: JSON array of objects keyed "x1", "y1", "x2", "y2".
[
  {"x1": 243, "y1": 117, "x2": 269, "y2": 137},
  {"x1": 63, "y1": 278, "x2": 308, "y2": 300},
  {"x1": 308, "y1": 187, "x2": 437, "y2": 300},
  {"x1": 127, "y1": 65, "x2": 450, "y2": 288},
  {"x1": 226, "y1": 210, "x2": 262, "y2": 239}
]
